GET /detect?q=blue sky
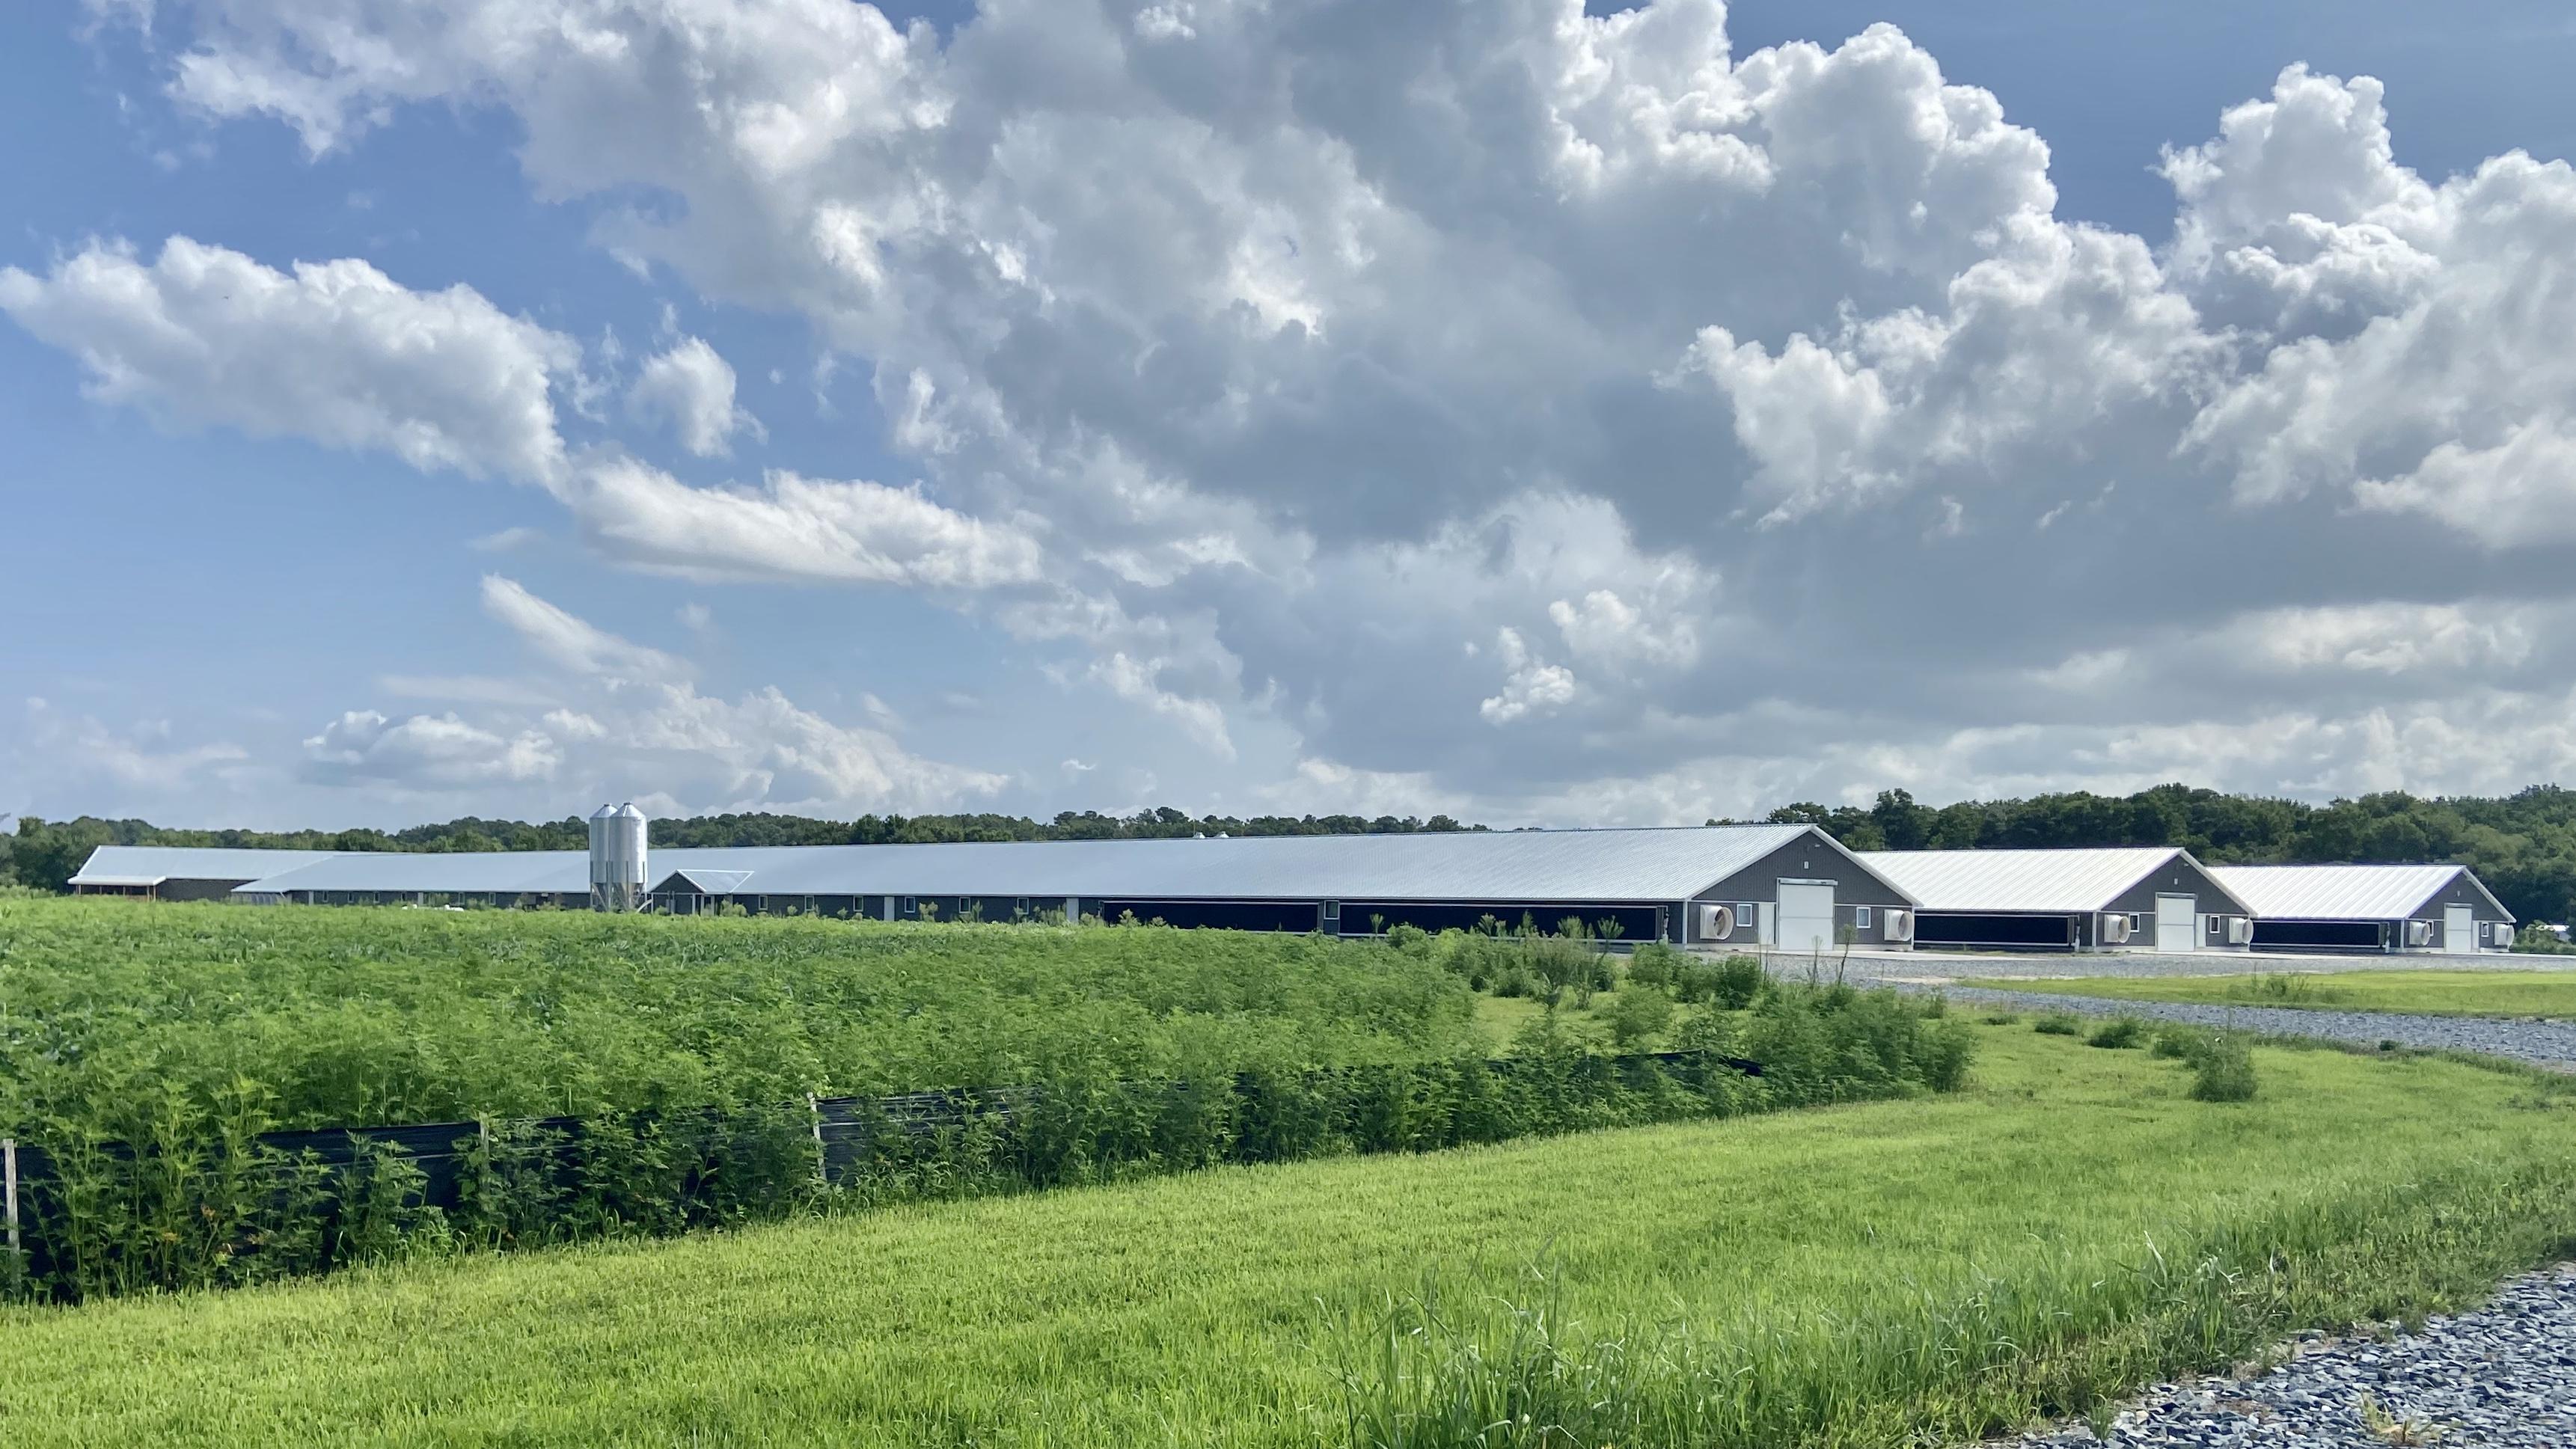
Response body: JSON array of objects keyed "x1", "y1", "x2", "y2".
[{"x1": 4, "y1": 1, "x2": 2575, "y2": 831}]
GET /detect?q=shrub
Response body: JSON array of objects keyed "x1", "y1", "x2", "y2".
[
  {"x1": 1666, "y1": 1006, "x2": 1739, "y2": 1058},
  {"x1": 1711, "y1": 955, "x2": 1767, "y2": 1010},
  {"x1": 1603, "y1": 984, "x2": 1674, "y2": 1050},
  {"x1": 2188, "y1": 1033, "x2": 2258, "y2": 1102},
  {"x1": 1916, "y1": 1016, "x2": 1977, "y2": 1092},
  {"x1": 1624, "y1": 940, "x2": 1684, "y2": 990},
  {"x1": 1738, "y1": 984, "x2": 1971, "y2": 1106},
  {"x1": 1628, "y1": 944, "x2": 1733, "y2": 1005},
  {"x1": 2513, "y1": 922, "x2": 2576, "y2": 955},
  {"x1": 2033, "y1": 1012, "x2": 2082, "y2": 1036},
  {"x1": 2087, "y1": 1017, "x2": 2147, "y2": 1050},
  {"x1": 1981, "y1": 1011, "x2": 2021, "y2": 1026},
  {"x1": 1442, "y1": 932, "x2": 1517, "y2": 990},
  {"x1": 2150, "y1": 1026, "x2": 2200, "y2": 1059},
  {"x1": 1384, "y1": 922, "x2": 1432, "y2": 958},
  {"x1": 2227, "y1": 971, "x2": 2342, "y2": 1005},
  {"x1": 1525, "y1": 933, "x2": 1599, "y2": 1009}
]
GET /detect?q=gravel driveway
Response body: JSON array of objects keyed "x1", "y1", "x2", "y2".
[
  {"x1": 2013, "y1": 1265, "x2": 2576, "y2": 1447},
  {"x1": 1918, "y1": 985, "x2": 2576, "y2": 1068}
]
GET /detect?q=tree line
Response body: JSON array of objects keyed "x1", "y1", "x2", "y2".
[{"x1": 7, "y1": 782, "x2": 2571, "y2": 924}]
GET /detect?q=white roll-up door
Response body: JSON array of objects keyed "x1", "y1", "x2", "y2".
[
  {"x1": 2444, "y1": 904, "x2": 2476, "y2": 955},
  {"x1": 1775, "y1": 882, "x2": 1836, "y2": 956},
  {"x1": 2155, "y1": 894, "x2": 2197, "y2": 953}
]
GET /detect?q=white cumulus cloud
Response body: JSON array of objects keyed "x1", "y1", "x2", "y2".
[
  {"x1": 627, "y1": 335, "x2": 757, "y2": 456},
  {"x1": 0, "y1": 236, "x2": 575, "y2": 483},
  {"x1": 25, "y1": 4, "x2": 2576, "y2": 818}
]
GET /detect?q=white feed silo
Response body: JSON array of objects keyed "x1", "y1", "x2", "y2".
[{"x1": 589, "y1": 802, "x2": 649, "y2": 911}]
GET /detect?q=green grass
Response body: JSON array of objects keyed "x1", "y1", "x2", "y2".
[
  {"x1": 1967, "y1": 967, "x2": 2576, "y2": 1018},
  {"x1": 1469, "y1": 986, "x2": 1626, "y2": 1047},
  {"x1": 4, "y1": 1026, "x2": 2572, "y2": 1448}
]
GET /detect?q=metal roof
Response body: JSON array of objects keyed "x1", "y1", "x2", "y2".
[
  {"x1": 218, "y1": 824, "x2": 1895, "y2": 905},
  {"x1": 1857, "y1": 848, "x2": 2249, "y2": 915},
  {"x1": 69, "y1": 845, "x2": 344, "y2": 888},
  {"x1": 231, "y1": 851, "x2": 587, "y2": 895},
  {"x1": 2207, "y1": 864, "x2": 2512, "y2": 923}
]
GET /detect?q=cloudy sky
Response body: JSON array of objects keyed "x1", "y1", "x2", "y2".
[{"x1": 4, "y1": 0, "x2": 2575, "y2": 832}]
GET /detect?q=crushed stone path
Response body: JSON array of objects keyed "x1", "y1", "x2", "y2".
[
  {"x1": 1913, "y1": 984, "x2": 2576, "y2": 1068},
  {"x1": 2012, "y1": 1264, "x2": 2576, "y2": 1447}
]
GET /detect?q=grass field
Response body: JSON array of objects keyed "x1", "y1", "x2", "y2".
[
  {"x1": 4, "y1": 1024, "x2": 2572, "y2": 1448},
  {"x1": 1966, "y1": 966, "x2": 2576, "y2": 1018}
]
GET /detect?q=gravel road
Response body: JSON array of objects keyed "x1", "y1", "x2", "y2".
[
  {"x1": 1918, "y1": 985, "x2": 2576, "y2": 1068},
  {"x1": 1830, "y1": 949, "x2": 2576, "y2": 983},
  {"x1": 2013, "y1": 1264, "x2": 2576, "y2": 1447}
]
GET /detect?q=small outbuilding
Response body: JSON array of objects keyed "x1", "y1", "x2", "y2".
[
  {"x1": 1858, "y1": 847, "x2": 2254, "y2": 953},
  {"x1": 2206, "y1": 864, "x2": 2516, "y2": 955}
]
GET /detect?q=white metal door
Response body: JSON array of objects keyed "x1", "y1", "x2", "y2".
[
  {"x1": 2444, "y1": 904, "x2": 2476, "y2": 955},
  {"x1": 2155, "y1": 894, "x2": 2198, "y2": 953},
  {"x1": 1775, "y1": 882, "x2": 1836, "y2": 957}
]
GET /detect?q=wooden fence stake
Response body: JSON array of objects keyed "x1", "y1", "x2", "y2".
[
  {"x1": 4, "y1": 1138, "x2": 19, "y2": 1265},
  {"x1": 807, "y1": 1094, "x2": 828, "y2": 1187}
]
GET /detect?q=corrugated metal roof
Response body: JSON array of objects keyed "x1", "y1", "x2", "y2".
[
  {"x1": 232, "y1": 851, "x2": 587, "y2": 895},
  {"x1": 69, "y1": 845, "x2": 343, "y2": 887},
  {"x1": 2208, "y1": 864, "x2": 2511, "y2": 922},
  {"x1": 220, "y1": 824, "x2": 1885, "y2": 904},
  {"x1": 1858, "y1": 848, "x2": 2244, "y2": 914}
]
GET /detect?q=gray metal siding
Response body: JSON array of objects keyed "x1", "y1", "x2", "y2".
[
  {"x1": 2401, "y1": 873, "x2": 2515, "y2": 951},
  {"x1": 1686, "y1": 836, "x2": 1912, "y2": 949},
  {"x1": 155, "y1": 877, "x2": 260, "y2": 902},
  {"x1": 2103, "y1": 854, "x2": 2253, "y2": 952},
  {"x1": 2413, "y1": 872, "x2": 2512, "y2": 928}
]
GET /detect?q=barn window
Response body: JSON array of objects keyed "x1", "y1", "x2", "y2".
[
  {"x1": 1323, "y1": 901, "x2": 1341, "y2": 922},
  {"x1": 902, "y1": 895, "x2": 916, "y2": 914},
  {"x1": 2207, "y1": 915, "x2": 2222, "y2": 937},
  {"x1": 1854, "y1": 906, "x2": 1872, "y2": 930}
]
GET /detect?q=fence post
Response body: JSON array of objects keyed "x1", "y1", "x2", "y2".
[
  {"x1": 807, "y1": 1094, "x2": 828, "y2": 1188},
  {"x1": 4, "y1": 1138, "x2": 19, "y2": 1266}
]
